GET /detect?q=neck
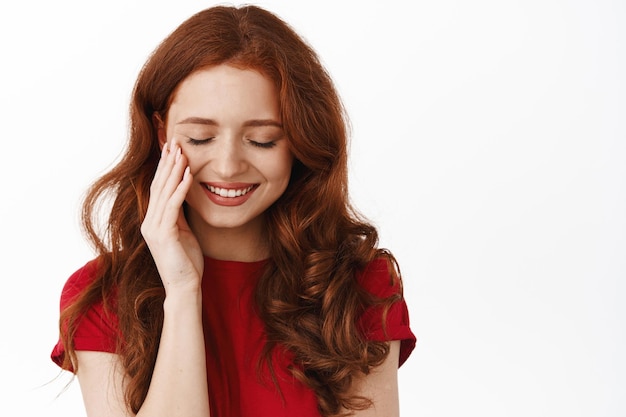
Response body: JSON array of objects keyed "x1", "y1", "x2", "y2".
[{"x1": 186, "y1": 207, "x2": 270, "y2": 262}]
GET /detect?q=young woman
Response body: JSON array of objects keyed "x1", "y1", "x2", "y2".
[{"x1": 51, "y1": 5, "x2": 415, "y2": 417}]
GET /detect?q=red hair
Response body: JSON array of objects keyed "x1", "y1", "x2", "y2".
[{"x1": 59, "y1": 6, "x2": 402, "y2": 416}]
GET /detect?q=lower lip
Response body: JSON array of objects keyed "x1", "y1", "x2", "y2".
[{"x1": 202, "y1": 185, "x2": 258, "y2": 207}]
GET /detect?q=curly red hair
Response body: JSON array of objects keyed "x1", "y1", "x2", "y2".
[{"x1": 59, "y1": 6, "x2": 403, "y2": 416}]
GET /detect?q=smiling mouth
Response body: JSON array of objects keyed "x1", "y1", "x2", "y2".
[{"x1": 204, "y1": 184, "x2": 256, "y2": 198}]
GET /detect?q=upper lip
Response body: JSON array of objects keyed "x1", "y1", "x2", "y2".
[{"x1": 202, "y1": 182, "x2": 258, "y2": 189}]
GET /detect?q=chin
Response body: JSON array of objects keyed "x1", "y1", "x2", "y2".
[{"x1": 204, "y1": 214, "x2": 265, "y2": 232}]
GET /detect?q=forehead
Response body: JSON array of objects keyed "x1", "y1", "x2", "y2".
[{"x1": 167, "y1": 65, "x2": 280, "y2": 122}]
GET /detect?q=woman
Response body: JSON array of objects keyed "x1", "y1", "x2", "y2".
[{"x1": 51, "y1": 5, "x2": 415, "y2": 417}]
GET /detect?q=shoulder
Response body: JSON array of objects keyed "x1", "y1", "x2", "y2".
[
  {"x1": 355, "y1": 256, "x2": 417, "y2": 366},
  {"x1": 51, "y1": 258, "x2": 118, "y2": 370},
  {"x1": 355, "y1": 256, "x2": 402, "y2": 299},
  {"x1": 59, "y1": 258, "x2": 101, "y2": 308}
]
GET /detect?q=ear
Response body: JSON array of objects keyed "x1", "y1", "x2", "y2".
[{"x1": 152, "y1": 112, "x2": 167, "y2": 149}]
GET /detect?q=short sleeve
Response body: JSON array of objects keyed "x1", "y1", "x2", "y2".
[
  {"x1": 356, "y1": 258, "x2": 416, "y2": 367},
  {"x1": 51, "y1": 259, "x2": 118, "y2": 371}
]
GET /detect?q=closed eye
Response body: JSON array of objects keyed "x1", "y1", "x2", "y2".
[
  {"x1": 249, "y1": 140, "x2": 277, "y2": 149},
  {"x1": 187, "y1": 137, "x2": 214, "y2": 146}
]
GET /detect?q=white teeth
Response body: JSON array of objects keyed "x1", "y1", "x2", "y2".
[{"x1": 207, "y1": 185, "x2": 254, "y2": 198}]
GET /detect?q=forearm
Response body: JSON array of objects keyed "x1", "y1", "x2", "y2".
[{"x1": 137, "y1": 288, "x2": 210, "y2": 417}]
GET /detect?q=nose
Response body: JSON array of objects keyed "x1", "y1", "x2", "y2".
[{"x1": 211, "y1": 135, "x2": 247, "y2": 179}]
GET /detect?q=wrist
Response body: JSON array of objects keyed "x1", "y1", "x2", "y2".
[{"x1": 163, "y1": 285, "x2": 203, "y2": 312}]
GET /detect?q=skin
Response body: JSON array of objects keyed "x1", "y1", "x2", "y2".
[
  {"x1": 158, "y1": 65, "x2": 294, "y2": 262},
  {"x1": 75, "y1": 65, "x2": 401, "y2": 417}
]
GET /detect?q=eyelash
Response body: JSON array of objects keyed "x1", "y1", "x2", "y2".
[
  {"x1": 187, "y1": 137, "x2": 213, "y2": 146},
  {"x1": 250, "y1": 140, "x2": 276, "y2": 149},
  {"x1": 186, "y1": 137, "x2": 277, "y2": 149}
]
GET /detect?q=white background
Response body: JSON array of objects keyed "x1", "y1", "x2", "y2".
[{"x1": 0, "y1": 0, "x2": 624, "y2": 416}]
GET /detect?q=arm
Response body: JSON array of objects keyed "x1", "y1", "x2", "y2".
[
  {"x1": 349, "y1": 341, "x2": 402, "y2": 417},
  {"x1": 75, "y1": 351, "x2": 129, "y2": 417},
  {"x1": 137, "y1": 287, "x2": 208, "y2": 417},
  {"x1": 76, "y1": 290, "x2": 208, "y2": 417},
  {"x1": 76, "y1": 140, "x2": 210, "y2": 417}
]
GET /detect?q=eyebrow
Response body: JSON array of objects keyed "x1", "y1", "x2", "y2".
[{"x1": 177, "y1": 117, "x2": 282, "y2": 128}]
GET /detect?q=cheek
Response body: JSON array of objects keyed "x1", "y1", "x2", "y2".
[
  {"x1": 180, "y1": 147, "x2": 204, "y2": 175},
  {"x1": 266, "y1": 153, "x2": 293, "y2": 184},
  {"x1": 187, "y1": 159, "x2": 202, "y2": 176}
]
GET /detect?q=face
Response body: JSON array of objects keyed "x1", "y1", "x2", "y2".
[{"x1": 160, "y1": 65, "x2": 292, "y2": 236}]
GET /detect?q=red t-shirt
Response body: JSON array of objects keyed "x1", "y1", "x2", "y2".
[{"x1": 51, "y1": 257, "x2": 416, "y2": 416}]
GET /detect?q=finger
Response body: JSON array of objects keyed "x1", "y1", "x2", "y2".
[
  {"x1": 150, "y1": 139, "x2": 179, "y2": 196},
  {"x1": 153, "y1": 148, "x2": 192, "y2": 228},
  {"x1": 159, "y1": 165, "x2": 192, "y2": 228},
  {"x1": 149, "y1": 141, "x2": 187, "y2": 217},
  {"x1": 144, "y1": 145, "x2": 184, "y2": 231},
  {"x1": 146, "y1": 147, "x2": 174, "y2": 225},
  {"x1": 150, "y1": 140, "x2": 174, "y2": 191},
  {"x1": 156, "y1": 145, "x2": 189, "y2": 209}
]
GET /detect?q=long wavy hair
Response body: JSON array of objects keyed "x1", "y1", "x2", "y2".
[{"x1": 59, "y1": 5, "x2": 402, "y2": 416}]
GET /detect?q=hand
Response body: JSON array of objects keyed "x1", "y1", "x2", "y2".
[{"x1": 141, "y1": 139, "x2": 204, "y2": 293}]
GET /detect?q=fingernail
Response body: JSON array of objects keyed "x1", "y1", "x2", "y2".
[{"x1": 175, "y1": 147, "x2": 182, "y2": 162}]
